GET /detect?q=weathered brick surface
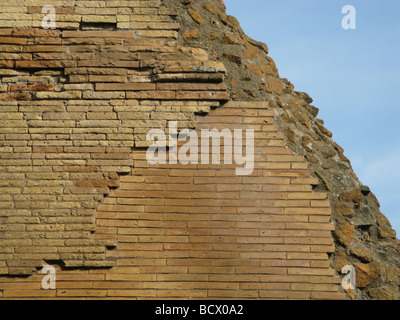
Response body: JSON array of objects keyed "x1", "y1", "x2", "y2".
[
  {"x1": 1, "y1": 0, "x2": 394, "y2": 300},
  {"x1": 0, "y1": 101, "x2": 345, "y2": 299},
  {"x1": 0, "y1": 0, "x2": 227, "y2": 276}
]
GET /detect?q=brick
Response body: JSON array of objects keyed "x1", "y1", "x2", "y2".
[
  {"x1": 22, "y1": 45, "x2": 67, "y2": 52},
  {"x1": 284, "y1": 207, "x2": 331, "y2": 215},
  {"x1": 88, "y1": 75, "x2": 127, "y2": 82},
  {"x1": 83, "y1": 91, "x2": 125, "y2": 100},
  {"x1": 3, "y1": 290, "x2": 56, "y2": 298},
  {"x1": 16, "y1": 60, "x2": 76, "y2": 68},
  {"x1": 157, "y1": 82, "x2": 227, "y2": 91},
  {"x1": 95, "y1": 83, "x2": 156, "y2": 91},
  {"x1": 56, "y1": 289, "x2": 107, "y2": 297},
  {"x1": 126, "y1": 90, "x2": 176, "y2": 100},
  {"x1": 288, "y1": 268, "x2": 335, "y2": 276},
  {"x1": 36, "y1": 91, "x2": 82, "y2": 100},
  {"x1": 310, "y1": 292, "x2": 347, "y2": 300},
  {"x1": 8, "y1": 84, "x2": 54, "y2": 92},
  {"x1": 0, "y1": 37, "x2": 27, "y2": 45},
  {"x1": 0, "y1": 93, "x2": 31, "y2": 101},
  {"x1": 82, "y1": 15, "x2": 117, "y2": 23},
  {"x1": 260, "y1": 291, "x2": 311, "y2": 299},
  {"x1": 27, "y1": 7, "x2": 74, "y2": 14}
]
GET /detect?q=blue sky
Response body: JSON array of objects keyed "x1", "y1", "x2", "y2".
[{"x1": 225, "y1": 0, "x2": 400, "y2": 233}]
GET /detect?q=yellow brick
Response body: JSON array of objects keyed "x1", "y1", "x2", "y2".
[
  {"x1": 82, "y1": 15, "x2": 117, "y2": 23},
  {"x1": 3, "y1": 290, "x2": 56, "y2": 298}
]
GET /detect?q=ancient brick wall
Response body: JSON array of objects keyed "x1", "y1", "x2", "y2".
[
  {"x1": 0, "y1": 100, "x2": 346, "y2": 299},
  {"x1": 0, "y1": 0, "x2": 399, "y2": 300},
  {"x1": 0, "y1": 0, "x2": 228, "y2": 276}
]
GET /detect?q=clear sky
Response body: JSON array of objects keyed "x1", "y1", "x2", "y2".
[{"x1": 225, "y1": 0, "x2": 400, "y2": 233}]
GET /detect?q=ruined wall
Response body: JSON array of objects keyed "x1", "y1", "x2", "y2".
[
  {"x1": 0, "y1": 0, "x2": 228, "y2": 276},
  {"x1": 169, "y1": 0, "x2": 400, "y2": 299},
  {"x1": 0, "y1": 0, "x2": 399, "y2": 300},
  {"x1": 0, "y1": 98, "x2": 347, "y2": 299}
]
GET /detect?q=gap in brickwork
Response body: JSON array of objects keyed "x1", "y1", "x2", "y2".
[
  {"x1": 80, "y1": 22, "x2": 118, "y2": 31},
  {"x1": 39, "y1": 259, "x2": 65, "y2": 270}
]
